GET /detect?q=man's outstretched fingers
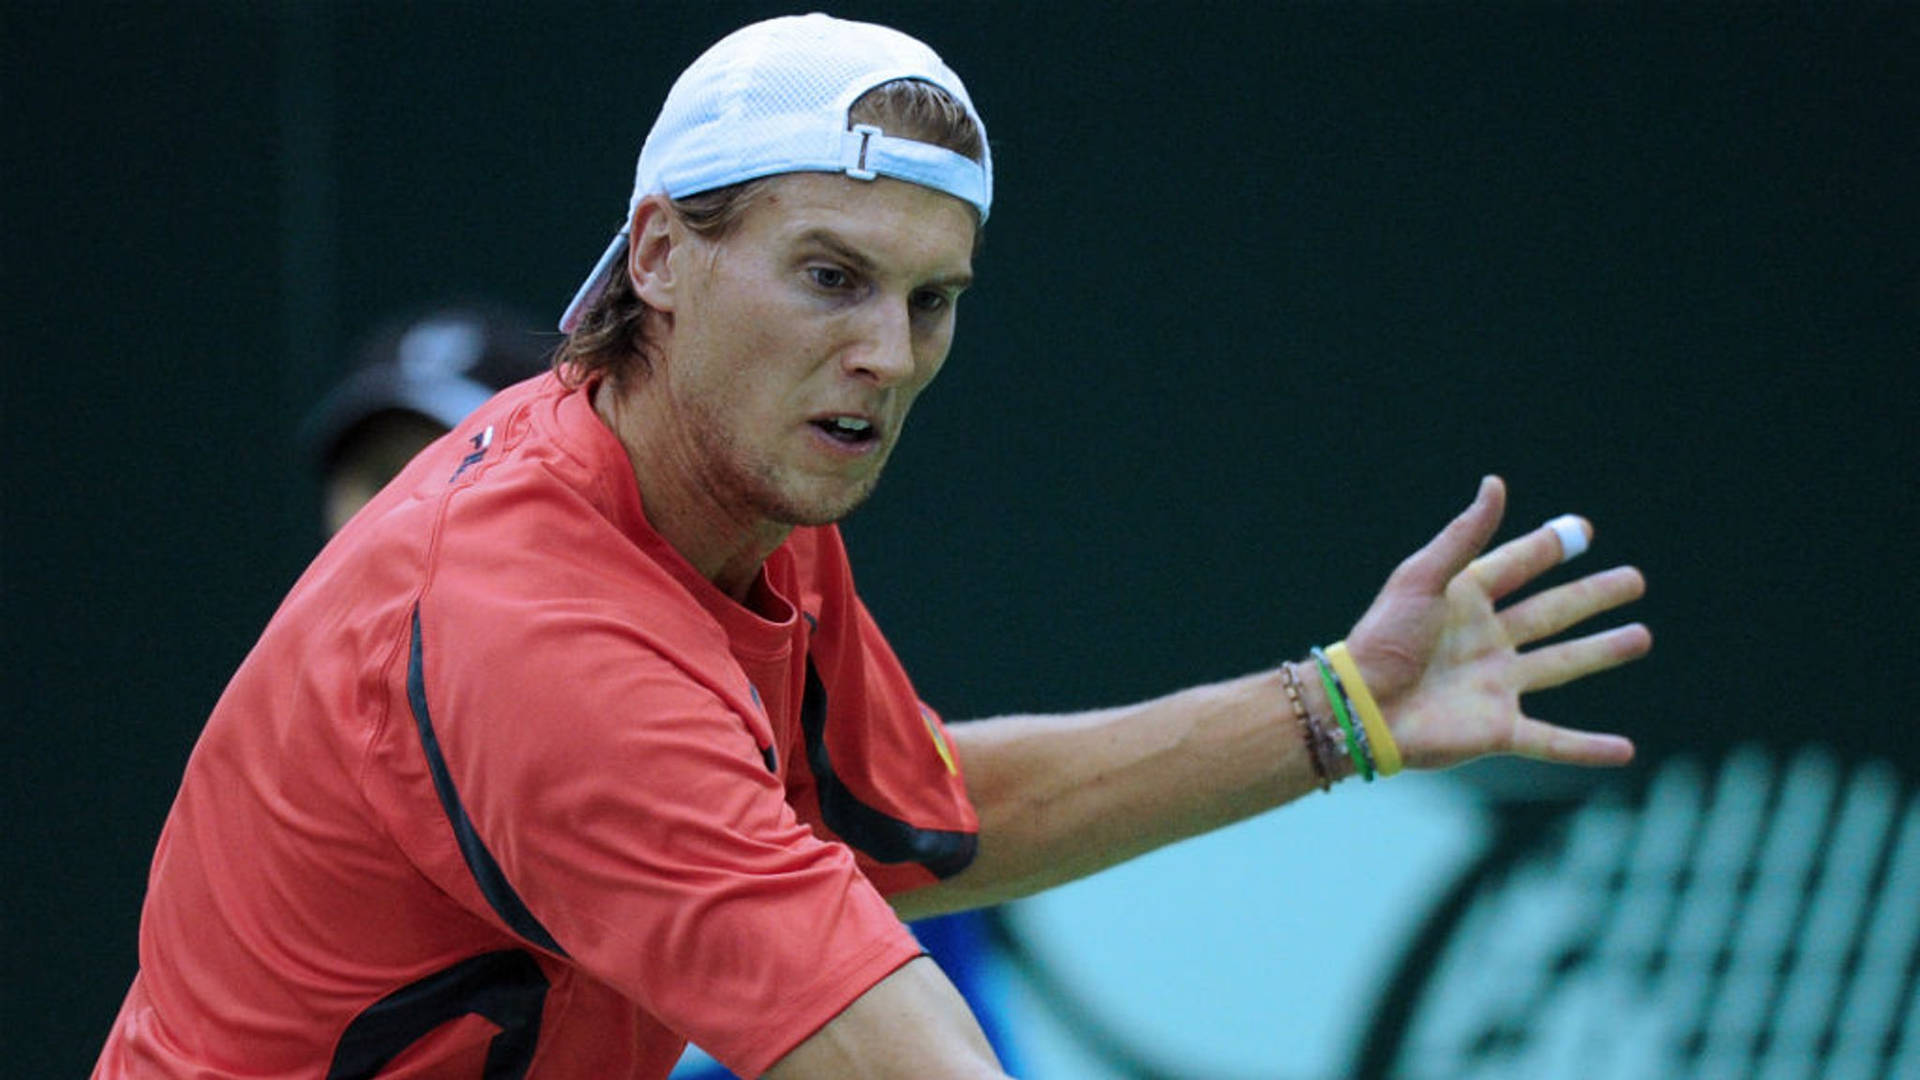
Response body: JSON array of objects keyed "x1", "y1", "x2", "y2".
[
  {"x1": 1469, "y1": 514, "x2": 1593, "y2": 602},
  {"x1": 1397, "y1": 476, "x2": 1507, "y2": 593},
  {"x1": 1516, "y1": 622, "x2": 1653, "y2": 692},
  {"x1": 1509, "y1": 717, "x2": 1636, "y2": 766},
  {"x1": 1499, "y1": 566, "x2": 1647, "y2": 646}
]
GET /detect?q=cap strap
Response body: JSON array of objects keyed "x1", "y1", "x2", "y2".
[
  {"x1": 556, "y1": 232, "x2": 631, "y2": 333},
  {"x1": 837, "y1": 124, "x2": 990, "y2": 217}
]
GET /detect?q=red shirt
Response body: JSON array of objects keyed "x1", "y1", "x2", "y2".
[{"x1": 96, "y1": 375, "x2": 978, "y2": 1079}]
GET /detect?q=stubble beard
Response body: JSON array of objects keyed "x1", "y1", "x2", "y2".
[
  {"x1": 772, "y1": 469, "x2": 882, "y2": 527},
  {"x1": 693, "y1": 416, "x2": 890, "y2": 530}
]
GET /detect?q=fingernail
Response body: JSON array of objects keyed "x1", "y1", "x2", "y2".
[{"x1": 1547, "y1": 514, "x2": 1589, "y2": 563}]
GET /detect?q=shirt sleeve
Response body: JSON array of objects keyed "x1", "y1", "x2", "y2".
[{"x1": 786, "y1": 527, "x2": 981, "y2": 894}]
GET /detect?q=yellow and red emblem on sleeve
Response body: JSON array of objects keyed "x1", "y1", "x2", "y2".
[{"x1": 919, "y1": 705, "x2": 958, "y2": 776}]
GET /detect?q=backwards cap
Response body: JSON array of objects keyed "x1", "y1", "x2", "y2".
[{"x1": 557, "y1": 13, "x2": 992, "y2": 332}]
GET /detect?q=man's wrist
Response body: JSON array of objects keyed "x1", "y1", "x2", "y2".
[{"x1": 1278, "y1": 660, "x2": 1355, "y2": 790}]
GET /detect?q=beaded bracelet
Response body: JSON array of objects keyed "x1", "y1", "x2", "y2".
[
  {"x1": 1278, "y1": 662, "x2": 1332, "y2": 793},
  {"x1": 1312, "y1": 647, "x2": 1375, "y2": 782}
]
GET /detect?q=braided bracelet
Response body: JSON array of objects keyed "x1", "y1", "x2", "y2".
[
  {"x1": 1278, "y1": 662, "x2": 1332, "y2": 793},
  {"x1": 1305, "y1": 698, "x2": 1347, "y2": 788}
]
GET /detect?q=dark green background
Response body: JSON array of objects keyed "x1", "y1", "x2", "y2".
[{"x1": 7, "y1": 2, "x2": 1915, "y2": 1073}]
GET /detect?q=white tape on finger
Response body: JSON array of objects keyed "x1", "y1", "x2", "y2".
[{"x1": 1548, "y1": 514, "x2": 1589, "y2": 564}]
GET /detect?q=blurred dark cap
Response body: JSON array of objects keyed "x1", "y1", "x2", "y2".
[{"x1": 302, "y1": 305, "x2": 552, "y2": 469}]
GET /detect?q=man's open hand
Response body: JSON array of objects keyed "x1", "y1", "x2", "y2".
[{"x1": 1343, "y1": 476, "x2": 1652, "y2": 771}]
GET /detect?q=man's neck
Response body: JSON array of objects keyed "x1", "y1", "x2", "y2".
[{"x1": 592, "y1": 379, "x2": 789, "y2": 603}]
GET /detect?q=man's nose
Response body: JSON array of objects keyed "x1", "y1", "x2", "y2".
[{"x1": 841, "y1": 301, "x2": 917, "y2": 386}]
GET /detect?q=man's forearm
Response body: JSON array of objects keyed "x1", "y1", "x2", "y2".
[{"x1": 892, "y1": 666, "x2": 1337, "y2": 919}]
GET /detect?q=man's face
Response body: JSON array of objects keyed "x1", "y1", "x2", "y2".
[{"x1": 647, "y1": 171, "x2": 976, "y2": 528}]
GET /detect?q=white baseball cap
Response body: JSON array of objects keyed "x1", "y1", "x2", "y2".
[{"x1": 557, "y1": 13, "x2": 993, "y2": 333}]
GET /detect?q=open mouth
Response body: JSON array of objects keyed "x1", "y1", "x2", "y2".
[{"x1": 812, "y1": 416, "x2": 878, "y2": 446}]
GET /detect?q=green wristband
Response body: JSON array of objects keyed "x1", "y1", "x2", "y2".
[{"x1": 1313, "y1": 647, "x2": 1374, "y2": 782}]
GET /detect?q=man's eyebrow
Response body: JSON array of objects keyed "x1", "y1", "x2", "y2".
[
  {"x1": 928, "y1": 267, "x2": 975, "y2": 292},
  {"x1": 795, "y1": 228, "x2": 973, "y2": 290},
  {"x1": 796, "y1": 229, "x2": 877, "y2": 273}
]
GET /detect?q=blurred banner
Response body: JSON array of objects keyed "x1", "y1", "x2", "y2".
[{"x1": 992, "y1": 749, "x2": 1920, "y2": 1079}]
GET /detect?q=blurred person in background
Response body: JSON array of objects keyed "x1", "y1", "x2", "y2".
[{"x1": 303, "y1": 305, "x2": 550, "y2": 536}]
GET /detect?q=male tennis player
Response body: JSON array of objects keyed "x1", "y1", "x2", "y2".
[
  {"x1": 298, "y1": 303, "x2": 1015, "y2": 1074},
  {"x1": 95, "y1": 14, "x2": 1649, "y2": 1078}
]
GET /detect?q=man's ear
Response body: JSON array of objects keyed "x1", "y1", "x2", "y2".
[{"x1": 627, "y1": 195, "x2": 680, "y2": 312}]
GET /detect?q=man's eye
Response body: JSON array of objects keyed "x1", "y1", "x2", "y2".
[
  {"x1": 911, "y1": 290, "x2": 951, "y2": 314},
  {"x1": 809, "y1": 266, "x2": 849, "y2": 290}
]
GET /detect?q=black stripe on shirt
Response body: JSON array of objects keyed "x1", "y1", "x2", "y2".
[
  {"x1": 409, "y1": 604, "x2": 566, "y2": 956},
  {"x1": 327, "y1": 949, "x2": 548, "y2": 1080},
  {"x1": 802, "y1": 659, "x2": 977, "y2": 879}
]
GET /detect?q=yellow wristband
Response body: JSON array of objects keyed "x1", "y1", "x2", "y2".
[{"x1": 1325, "y1": 641, "x2": 1402, "y2": 777}]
